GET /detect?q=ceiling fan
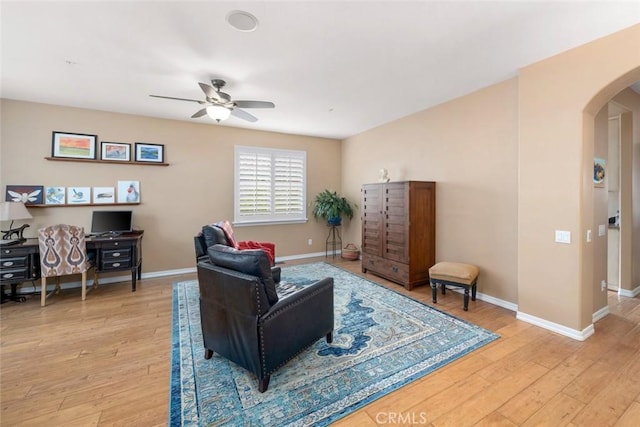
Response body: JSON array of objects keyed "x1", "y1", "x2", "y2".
[{"x1": 150, "y1": 79, "x2": 275, "y2": 123}]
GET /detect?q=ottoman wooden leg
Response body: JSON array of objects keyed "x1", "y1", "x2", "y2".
[
  {"x1": 472, "y1": 283, "x2": 477, "y2": 301},
  {"x1": 463, "y1": 286, "x2": 470, "y2": 311},
  {"x1": 431, "y1": 281, "x2": 438, "y2": 304}
]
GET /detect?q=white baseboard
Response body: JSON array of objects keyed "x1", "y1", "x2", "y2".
[
  {"x1": 276, "y1": 251, "x2": 340, "y2": 262},
  {"x1": 618, "y1": 285, "x2": 640, "y2": 298},
  {"x1": 516, "y1": 311, "x2": 594, "y2": 341},
  {"x1": 441, "y1": 286, "x2": 518, "y2": 312},
  {"x1": 592, "y1": 305, "x2": 610, "y2": 323}
]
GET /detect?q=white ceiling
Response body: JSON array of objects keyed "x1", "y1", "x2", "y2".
[{"x1": 2, "y1": 1, "x2": 639, "y2": 140}]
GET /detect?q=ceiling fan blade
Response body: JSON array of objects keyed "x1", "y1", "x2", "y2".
[
  {"x1": 234, "y1": 100, "x2": 275, "y2": 109},
  {"x1": 231, "y1": 108, "x2": 258, "y2": 123},
  {"x1": 191, "y1": 108, "x2": 208, "y2": 118},
  {"x1": 149, "y1": 94, "x2": 204, "y2": 103},
  {"x1": 198, "y1": 82, "x2": 221, "y2": 101}
]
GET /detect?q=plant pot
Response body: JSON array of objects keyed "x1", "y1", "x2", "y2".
[{"x1": 327, "y1": 216, "x2": 342, "y2": 226}]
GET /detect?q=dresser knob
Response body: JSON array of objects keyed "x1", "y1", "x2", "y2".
[
  {"x1": 112, "y1": 262, "x2": 121, "y2": 267},
  {"x1": 113, "y1": 252, "x2": 121, "y2": 257},
  {"x1": 2, "y1": 261, "x2": 14, "y2": 266},
  {"x1": 2, "y1": 273, "x2": 14, "y2": 279}
]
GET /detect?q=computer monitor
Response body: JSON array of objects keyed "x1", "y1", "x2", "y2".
[{"x1": 90, "y1": 210, "x2": 133, "y2": 236}]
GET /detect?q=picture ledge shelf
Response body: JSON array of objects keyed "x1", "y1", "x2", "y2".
[
  {"x1": 28, "y1": 202, "x2": 140, "y2": 208},
  {"x1": 45, "y1": 157, "x2": 169, "y2": 166}
]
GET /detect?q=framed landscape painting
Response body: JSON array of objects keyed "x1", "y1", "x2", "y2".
[
  {"x1": 135, "y1": 143, "x2": 164, "y2": 163},
  {"x1": 52, "y1": 131, "x2": 97, "y2": 160},
  {"x1": 101, "y1": 142, "x2": 131, "y2": 161}
]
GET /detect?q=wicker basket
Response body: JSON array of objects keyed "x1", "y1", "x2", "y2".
[{"x1": 341, "y1": 243, "x2": 360, "y2": 261}]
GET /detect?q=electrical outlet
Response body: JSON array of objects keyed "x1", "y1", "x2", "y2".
[
  {"x1": 307, "y1": 238, "x2": 313, "y2": 246},
  {"x1": 586, "y1": 229, "x2": 592, "y2": 242}
]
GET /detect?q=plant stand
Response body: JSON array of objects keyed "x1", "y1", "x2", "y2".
[{"x1": 325, "y1": 225, "x2": 342, "y2": 258}]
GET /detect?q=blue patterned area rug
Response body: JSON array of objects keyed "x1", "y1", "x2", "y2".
[{"x1": 170, "y1": 262, "x2": 498, "y2": 426}]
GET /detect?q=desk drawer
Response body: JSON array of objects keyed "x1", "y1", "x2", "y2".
[
  {"x1": 1, "y1": 268, "x2": 30, "y2": 283},
  {"x1": 1, "y1": 256, "x2": 28, "y2": 269},
  {"x1": 103, "y1": 248, "x2": 131, "y2": 260},
  {"x1": 2, "y1": 246, "x2": 33, "y2": 257},
  {"x1": 98, "y1": 241, "x2": 133, "y2": 250},
  {"x1": 101, "y1": 259, "x2": 132, "y2": 271}
]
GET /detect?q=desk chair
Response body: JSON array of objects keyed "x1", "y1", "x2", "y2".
[{"x1": 38, "y1": 224, "x2": 95, "y2": 307}]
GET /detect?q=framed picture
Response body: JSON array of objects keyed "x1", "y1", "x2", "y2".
[
  {"x1": 67, "y1": 187, "x2": 91, "y2": 204},
  {"x1": 117, "y1": 181, "x2": 140, "y2": 203},
  {"x1": 44, "y1": 187, "x2": 66, "y2": 205},
  {"x1": 594, "y1": 158, "x2": 606, "y2": 188},
  {"x1": 5, "y1": 185, "x2": 44, "y2": 205},
  {"x1": 135, "y1": 143, "x2": 164, "y2": 163},
  {"x1": 93, "y1": 187, "x2": 115, "y2": 204},
  {"x1": 52, "y1": 131, "x2": 97, "y2": 160},
  {"x1": 101, "y1": 142, "x2": 131, "y2": 162}
]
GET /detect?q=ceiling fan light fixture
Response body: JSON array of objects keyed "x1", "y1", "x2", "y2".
[{"x1": 206, "y1": 105, "x2": 231, "y2": 122}]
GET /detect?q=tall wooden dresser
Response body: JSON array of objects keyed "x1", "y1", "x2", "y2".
[{"x1": 361, "y1": 181, "x2": 436, "y2": 290}]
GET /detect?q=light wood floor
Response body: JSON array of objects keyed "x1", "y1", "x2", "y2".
[{"x1": 1, "y1": 257, "x2": 639, "y2": 426}]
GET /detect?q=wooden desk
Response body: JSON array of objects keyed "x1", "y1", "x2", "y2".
[{"x1": 0, "y1": 231, "x2": 143, "y2": 302}]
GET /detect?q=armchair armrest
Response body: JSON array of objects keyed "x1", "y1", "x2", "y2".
[
  {"x1": 271, "y1": 266, "x2": 281, "y2": 283},
  {"x1": 259, "y1": 277, "x2": 334, "y2": 374}
]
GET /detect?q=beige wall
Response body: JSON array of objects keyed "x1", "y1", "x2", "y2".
[
  {"x1": 342, "y1": 24, "x2": 640, "y2": 336},
  {"x1": 342, "y1": 78, "x2": 520, "y2": 304},
  {"x1": 519, "y1": 24, "x2": 640, "y2": 332},
  {"x1": 0, "y1": 100, "x2": 342, "y2": 276}
]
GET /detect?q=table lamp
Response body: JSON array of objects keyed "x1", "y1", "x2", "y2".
[{"x1": 0, "y1": 201, "x2": 33, "y2": 243}]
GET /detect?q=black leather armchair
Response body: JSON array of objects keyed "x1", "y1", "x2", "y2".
[
  {"x1": 197, "y1": 244, "x2": 334, "y2": 392},
  {"x1": 195, "y1": 224, "x2": 281, "y2": 282}
]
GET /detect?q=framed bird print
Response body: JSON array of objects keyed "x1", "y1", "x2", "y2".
[
  {"x1": 117, "y1": 181, "x2": 140, "y2": 204},
  {"x1": 93, "y1": 187, "x2": 115, "y2": 204},
  {"x1": 67, "y1": 187, "x2": 91, "y2": 204}
]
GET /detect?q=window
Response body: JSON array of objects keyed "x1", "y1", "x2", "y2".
[{"x1": 234, "y1": 146, "x2": 307, "y2": 225}]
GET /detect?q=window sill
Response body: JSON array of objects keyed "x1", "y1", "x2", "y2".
[{"x1": 233, "y1": 219, "x2": 308, "y2": 227}]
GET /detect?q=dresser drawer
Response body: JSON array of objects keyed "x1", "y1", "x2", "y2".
[{"x1": 362, "y1": 254, "x2": 410, "y2": 285}]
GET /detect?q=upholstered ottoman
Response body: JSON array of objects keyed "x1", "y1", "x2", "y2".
[{"x1": 429, "y1": 262, "x2": 479, "y2": 311}]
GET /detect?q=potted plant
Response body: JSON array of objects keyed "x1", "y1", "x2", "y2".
[{"x1": 311, "y1": 190, "x2": 355, "y2": 226}]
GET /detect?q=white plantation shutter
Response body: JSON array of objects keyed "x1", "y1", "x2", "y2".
[{"x1": 235, "y1": 146, "x2": 307, "y2": 224}]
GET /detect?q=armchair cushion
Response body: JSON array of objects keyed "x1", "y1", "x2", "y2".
[
  {"x1": 201, "y1": 224, "x2": 228, "y2": 249},
  {"x1": 207, "y1": 244, "x2": 279, "y2": 305},
  {"x1": 215, "y1": 220, "x2": 238, "y2": 248}
]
